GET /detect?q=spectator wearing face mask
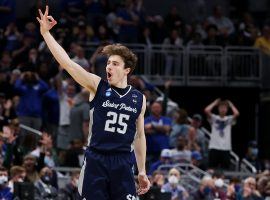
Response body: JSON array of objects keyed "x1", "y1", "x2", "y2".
[
  {"x1": 0, "y1": 167, "x2": 12, "y2": 200},
  {"x1": 213, "y1": 178, "x2": 227, "y2": 200},
  {"x1": 191, "y1": 176, "x2": 215, "y2": 200},
  {"x1": 59, "y1": 171, "x2": 80, "y2": 200},
  {"x1": 161, "y1": 168, "x2": 189, "y2": 200},
  {"x1": 34, "y1": 167, "x2": 58, "y2": 200},
  {"x1": 245, "y1": 140, "x2": 262, "y2": 172}
]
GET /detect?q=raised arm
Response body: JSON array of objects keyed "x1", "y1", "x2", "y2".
[
  {"x1": 204, "y1": 98, "x2": 220, "y2": 117},
  {"x1": 36, "y1": 6, "x2": 101, "y2": 94},
  {"x1": 228, "y1": 100, "x2": 240, "y2": 118},
  {"x1": 134, "y1": 95, "x2": 150, "y2": 195}
]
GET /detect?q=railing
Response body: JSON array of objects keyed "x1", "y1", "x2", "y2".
[
  {"x1": 240, "y1": 158, "x2": 257, "y2": 174},
  {"x1": 83, "y1": 43, "x2": 262, "y2": 87}
]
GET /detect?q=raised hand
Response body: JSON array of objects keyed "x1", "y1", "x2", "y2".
[{"x1": 36, "y1": 5, "x2": 57, "y2": 35}]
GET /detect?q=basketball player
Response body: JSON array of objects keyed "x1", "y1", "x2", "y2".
[{"x1": 37, "y1": 6, "x2": 150, "y2": 200}]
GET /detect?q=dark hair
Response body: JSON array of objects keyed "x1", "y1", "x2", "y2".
[
  {"x1": 176, "y1": 109, "x2": 188, "y2": 124},
  {"x1": 0, "y1": 166, "x2": 7, "y2": 172},
  {"x1": 102, "y1": 44, "x2": 137, "y2": 74}
]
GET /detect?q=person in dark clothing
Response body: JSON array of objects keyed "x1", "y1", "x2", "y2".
[{"x1": 59, "y1": 171, "x2": 80, "y2": 200}]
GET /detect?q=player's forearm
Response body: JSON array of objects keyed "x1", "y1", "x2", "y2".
[{"x1": 134, "y1": 134, "x2": 146, "y2": 174}]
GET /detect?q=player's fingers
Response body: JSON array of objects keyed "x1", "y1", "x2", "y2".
[
  {"x1": 38, "y1": 9, "x2": 43, "y2": 19},
  {"x1": 47, "y1": 15, "x2": 55, "y2": 22},
  {"x1": 36, "y1": 17, "x2": 42, "y2": 23},
  {"x1": 44, "y1": 5, "x2": 49, "y2": 17}
]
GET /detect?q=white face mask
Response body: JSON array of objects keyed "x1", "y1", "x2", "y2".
[
  {"x1": 0, "y1": 175, "x2": 8, "y2": 185},
  {"x1": 74, "y1": 179, "x2": 79, "y2": 187},
  {"x1": 215, "y1": 178, "x2": 224, "y2": 188},
  {"x1": 17, "y1": 178, "x2": 24, "y2": 183},
  {"x1": 168, "y1": 175, "x2": 179, "y2": 185}
]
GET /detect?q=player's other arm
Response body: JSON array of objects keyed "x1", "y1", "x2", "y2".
[
  {"x1": 36, "y1": 6, "x2": 100, "y2": 93},
  {"x1": 134, "y1": 95, "x2": 150, "y2": 195}
]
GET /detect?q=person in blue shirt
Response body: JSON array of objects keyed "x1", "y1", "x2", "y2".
[
  {"x1": 37, "y1": 6, "x2": 150, "y2": 199},
  {"x1": 148, "y1": 149, "x2": 173, "y2": 175},
  {"x1": 145, "y1": 101, "x2": 172, "y2": 163},
  {"x1": 0, "y1": 167, "x2": 12, "y2": 200},
  {"x1": 14, "y1": 72, "x2": 49, "y2": 148}
]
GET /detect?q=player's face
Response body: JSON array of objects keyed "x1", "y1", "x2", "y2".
[{"x1": 106, "y1": 55, "x2": 130, "y2": 87}]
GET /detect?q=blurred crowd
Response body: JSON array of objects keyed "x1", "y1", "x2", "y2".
[{"x1": 0, "y1": 0, "x2": 270, "y2": 199}]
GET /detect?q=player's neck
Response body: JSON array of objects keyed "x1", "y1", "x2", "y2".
[{"x1": 111, "y1": 79, "x2": 128, "y2": 89}]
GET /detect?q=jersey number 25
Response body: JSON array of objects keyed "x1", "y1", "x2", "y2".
[{"x1": 104, "y1": 111, "x2": 130, "y2": 134}]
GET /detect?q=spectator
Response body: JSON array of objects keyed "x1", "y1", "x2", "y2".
[
  {"x1": 148, "y1": 149, "x2": 172, "y2": 175},
  {"x1": 0, "y1": 167, "x2": 12, "y2": 200},
  {"x1": 169, "y1": 109, "x2": 190, "y2": 148},
  {"x1": 145, "y1": 101, "x2": 172, "y2": 163},
  {"x1": 245, "y1": 140, "x2": 262, "y2": 172},
  {"x1": 150, "y1": 15, "x2": 168, "y2": 44},
  {"x1": 139, "y1": 27, "x2": 152, "y2": 48},
  {"x1": 207, "y1": 5, "x2": 235, "y2": 38},
  {"x1": 190, "y1": 114, "x2": 207, "y2": 158},
  {"x1": 0, "y1": 97, "x2": 17, "y2": 129},
  {"x1": 3, "y1": 23, "x2": 21, "y2": 52},
  {"x1": 203, "y1": 24, "x2": 224, "y2": 46},
  {"x1": 22, "y1": 154, "x2": 40, "y2": 183},
  {"x1": 162, "y1": 29, "x2": 183, "y2": 75},
  {"x1": 34, "y1": 166, "x2": 58, "y2": 200},
  {"x1": 116, "y1": 0, "x2": 139, "y2": 43},
  {"x1": 71, "y1": 20, "x2": 93, "y2": 44},
  {"x1": 89, "y1": 44, "x2": 109, "y2": 80},
  {"x1": 92, "y1": 24, "x2": 113, "y2": 44},
  {"x1": 42, "y1": 77, "x2": 60, "y2": 143},
  {"x1": 64, "y1": 139, "x2": 84, "y2": 167},
  {"x1": 8, "y1": 165, "x2": 26, "y2": 193},
  {"x1": 164, "y1": 5, "x2": 184, "y2": 33},
  {"x1": 242, "y1": 177, "x2": 263, "y2": 200},
  {"x1": 0, "y1": 0, "x2": 16, "y2": 29},
  {"x1": 59, "y1": 170, "x2": 80, "y2": 200},
  {"x1": 171, "y1": 136, "x2": 192, "y2": 163},
  {"x1": 14, "y1": 71, "x2": 49, "y2": 147},
  {"x1": 151, "y1": 170, "x2": 165, "y2": 189},
  {"x1": 213, "y1": 178, "x2": 227, "y2": 200},
  {"x1": 254, "y1": 24, "x2": 270, "y2": 55},
  {"x1": 71, "y1": 45, "x2": 89, "y2": 71},
  {"x1": 187, "y1": 127, "x2": 201, "y2": 152},
  {"x1": 69, "y1": 88, "x2": 89, "y2": 144},
  {"x1": 190, "y1": 176, "x2": 215, "y2": 200},
  {"x1": 204, "y1": 98, "x2": 240, "y2": 170},
  {"x1": 191, "y1": 151, "x2": 205, "y2": 170},
  {"x1": 161, "y1": 168, "x2": 189, "y2": 200},
  {"x1": 57, "y1": 79, "x2": 76, "y2": 150}
]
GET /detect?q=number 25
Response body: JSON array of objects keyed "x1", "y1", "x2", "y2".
[{"x1": 104, "y1": 111, "x2": 130, "y2": 134}]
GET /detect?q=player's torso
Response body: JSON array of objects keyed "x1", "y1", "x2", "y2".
[{"x1": 88, "y1": 80, "x2": 143, "y2": 152}]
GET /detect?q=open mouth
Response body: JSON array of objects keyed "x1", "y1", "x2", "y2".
[{"x1": 107, "y1": 72, "x2": 112, "y2": 79}]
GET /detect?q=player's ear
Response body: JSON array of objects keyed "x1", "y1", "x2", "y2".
[{"x1": 125, "y1": 67, "x2": 131, "y2": 75}]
